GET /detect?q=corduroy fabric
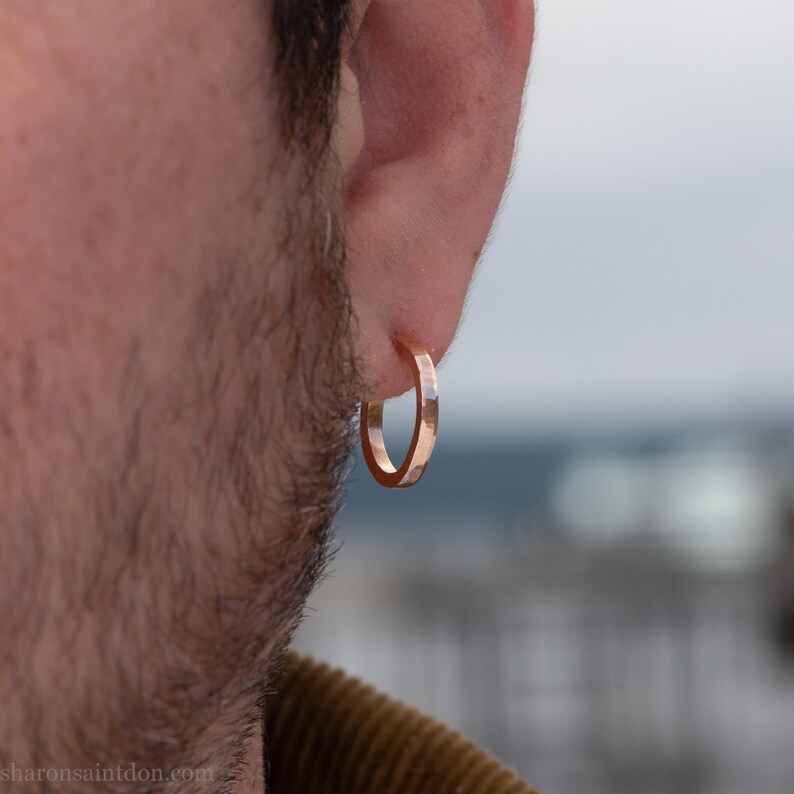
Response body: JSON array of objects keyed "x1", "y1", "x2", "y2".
[{"x1": 264, "y1": 652, "x2": 539, "y2": 794}]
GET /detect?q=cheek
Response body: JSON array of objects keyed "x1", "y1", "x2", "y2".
[{"x1": 0, "y1": 1, "x2": 283, "y2": 419}]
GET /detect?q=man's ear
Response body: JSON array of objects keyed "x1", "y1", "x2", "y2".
[{"x1": 335, "y1": 0, "x2": 535, "y2": 401}]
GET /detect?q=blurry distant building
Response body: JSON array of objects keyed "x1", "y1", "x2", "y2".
[{"x1": 296, "y1": 426, "x2": 794, "y2": 794}]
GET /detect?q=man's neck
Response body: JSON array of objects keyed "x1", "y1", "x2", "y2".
[{"x1": 233, "y1": 722, "x2": 264, "y2": 794}]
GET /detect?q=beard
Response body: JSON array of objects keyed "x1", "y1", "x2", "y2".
[{"x1": 0, "y1": 152, "x2": 360, "y2": 789}]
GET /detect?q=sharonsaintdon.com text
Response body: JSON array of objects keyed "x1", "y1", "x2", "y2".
[{"x1": 0, "y1": 762, "x2": 214, "y2": 784}]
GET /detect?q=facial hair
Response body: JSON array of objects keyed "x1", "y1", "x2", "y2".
[{"x1": 0, "y1": 155, "x2": 360, "y2": 792}]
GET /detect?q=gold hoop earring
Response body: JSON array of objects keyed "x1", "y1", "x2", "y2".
[{"x1": 360, "y1": 337, "x2": 439, "y2": 488}]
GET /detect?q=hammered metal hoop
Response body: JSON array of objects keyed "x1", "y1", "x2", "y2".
[{"x1": 360, "y1": 338, "x2": 439, "y2": 488}]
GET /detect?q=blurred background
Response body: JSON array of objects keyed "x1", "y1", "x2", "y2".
[{"x1": 296, "y1": 1, "x2": 794, "y2": 792}]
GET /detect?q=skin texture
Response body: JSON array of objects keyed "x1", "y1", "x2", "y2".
[
  {"x1": 0, "y1": 0, "x2": 534, "y2": 791},
  {"x1": 345, "y1": 0, "x2": 535, "y2": 398}
]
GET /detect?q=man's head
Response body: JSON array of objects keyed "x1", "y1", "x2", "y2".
[{"x1": 0, "y1": 0, "x2": 534, "y2": 790}]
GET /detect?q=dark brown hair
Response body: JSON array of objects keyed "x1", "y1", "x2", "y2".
[{"x1": 271, "y1": 0, "x2": 352, "y2": 158}]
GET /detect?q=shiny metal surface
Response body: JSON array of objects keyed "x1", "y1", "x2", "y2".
[{"x1": 360, "y1": 337, "x2": 439, "y2": 488}]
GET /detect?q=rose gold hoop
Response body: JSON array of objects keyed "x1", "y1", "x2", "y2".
[{"x1": 360, "y1": 337, "x2": 439, "y2": 488}]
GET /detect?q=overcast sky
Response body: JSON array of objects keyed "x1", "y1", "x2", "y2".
[{"x1": 426, "y1": 0, "x2": 794, "y2": 438}]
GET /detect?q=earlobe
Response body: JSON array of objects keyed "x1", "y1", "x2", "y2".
[{"x1": 337, "y1": 0, "x2": 534, "y2": 401}]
